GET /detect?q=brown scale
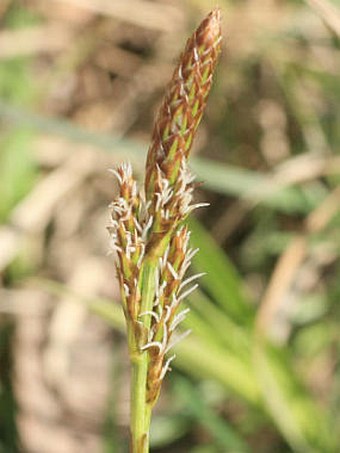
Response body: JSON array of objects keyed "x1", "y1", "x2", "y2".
[{"x1": 146, "y1": 349, "x2": 164, "y2": 404}]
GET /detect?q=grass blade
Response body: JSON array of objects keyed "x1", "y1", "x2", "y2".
[{"x1": 189, "y1": 218, "x2": 253, "y2": 324}]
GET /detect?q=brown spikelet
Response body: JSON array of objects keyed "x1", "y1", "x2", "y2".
[
  {"x1": 145, "y1": 8, "x2": 222, "y2": 200},
  {"x1": 108, "y1": 163, "x2": 147, "y2": 321}
]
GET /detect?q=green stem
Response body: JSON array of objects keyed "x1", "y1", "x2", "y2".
[
  {"x1": 130, "y1": 355, "x2": 152, "y2": 452},
  {"x1": 129, "y1": 258, "x2": 157, "y2": 453}
]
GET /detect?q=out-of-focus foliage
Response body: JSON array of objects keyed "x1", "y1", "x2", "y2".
[{"x1": 0, "y1": 0, "x2": 339, "y2": 452}]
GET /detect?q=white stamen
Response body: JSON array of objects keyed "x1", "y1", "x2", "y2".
[
  {"x1": 179, "y1": 260, "x2": 191, "y2": 279},
  {"x1": 177, "y1": 283, "x2": 199, "y2": 303},
  {"x1": 153, "y1": 296, "x2": 160, "y2": 307},
  {"x1": 141, "y1": 341, "x2": 162, "y2": 352},
  {"x1": 188, "y1": 202, "x2": 210, "y2": 213},
  {"x1": 123, "y1": 283, "x2": 130, "y2": 297},
  {"x1": 108, "y1": 219, "x2": 118, "y2": 229},
  {"x1": 139, "y1": 311, "x2": 160, "y2": 323},
  {"x1": 167, "y1": 262, "x2": 179, "y2": 280},
  {"x1": 170, "y1": 308, "x2": 190, "y2": 332},
  {"x1": 160, "y1": 354, "x2": 176, "y2": 380},
  {"x1": 141, "y1": 341, "x2": 163, "y2": 353},
  {"x1": 187, "y1": 247, "x2": 199, "y2": 261},
  {"x1": 109, "y1": 168, "x2": 123, "y2": 184},
  {"x1": 160, "y1": 245, "x2": 170, "y2": 270},
  {"x1": 142, "y1": 215, "x2": 153, "y2": 240},
  {"x1": 154, "y1": 305, "x2": 163, "y2": 320},
  {"x1": 147, "y1": 328, "x2": 154, "y2": 342},
  {"x1": 159, "y1": 321, "x2": 168, "y2": 352},
  {"x1": 164, "y1": 305, "x2": 172, "y2": 323},
  {"x1": 109, "y1": 243, "x2": 122, "y2": 254},
  {"x1": 133, "y1": 217, "x2": 143, "y2": 234},
  {"x1": 155, "y1": 280, "x2": 167, "y2": 299},
  {"x1": 136, "y1": 244, "x2": 145, "y2": 269},
  {"x1": 179, "y1": 273, "x2": 205, "y2": 292},
  {"x1": 120, "y1": 162, "x2": 133, "y2": 178},
  {"x1": 165, "y1": 329, "x2": 191, "y2": 353}
]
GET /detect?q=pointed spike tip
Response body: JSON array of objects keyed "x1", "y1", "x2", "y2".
[
  {"x1": 144, "y1": 8, "x2": 222, "y2": 201},
  {"x1": 206, "y1": 7, "x2": 222, "y2": 41}
]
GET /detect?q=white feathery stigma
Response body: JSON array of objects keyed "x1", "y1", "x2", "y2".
[{"x1": 160, "y1": 354, "x2": 176, "y2": 380}]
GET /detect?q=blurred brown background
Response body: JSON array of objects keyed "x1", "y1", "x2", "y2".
[{"x1": 0, "y1": 0, "x2": 339, "y2": 452}]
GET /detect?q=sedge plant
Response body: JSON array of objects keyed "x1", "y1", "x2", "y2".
[{"x1": 108, "y1": 9, "x2": 222, "y2": 452}]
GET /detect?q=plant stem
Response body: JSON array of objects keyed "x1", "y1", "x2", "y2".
[
  {"x1": 130, "y1": 258, "x2": 157, "y2": 452},
  {"x1": 130, "y1": 354, "x2": 152, "y2": 452}
]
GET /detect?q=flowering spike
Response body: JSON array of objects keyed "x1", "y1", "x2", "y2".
[
  {"x1": 108, "y1": 9, "x2": 222, "y2": 450},
  {"x1": 145, "y1": 7, "x2": 222, "y2": 199}
]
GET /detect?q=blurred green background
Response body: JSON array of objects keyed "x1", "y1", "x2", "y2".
[{"x1": 0, "y1": 0, "x2": 339, "y2": 451}]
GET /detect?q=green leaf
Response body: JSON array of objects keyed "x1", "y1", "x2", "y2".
[
  {"x1": 0, "y1": 129, "x2": 37, "y2": 221},
  {"x1": 175, "y1": 335, "x2": 261, "y2": 405},
  {"x1": 174, "y1": 376, "x2": 250, "y2": 452},
  {"x1": 253, "y1": 339, "x2": 336, "y2": 453},
  {"x1": 0, "y1": 59, "x2": 37, "y2": 105},
  {"x1": 189, "y1": 218, "x2": 253, "y2": 324},
  {"x1": 186, "y1": 290, "x2": 251, "y2": 358},
  {"x1": 150, "y1": 414, "x2": 190, "y2": 448}
]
